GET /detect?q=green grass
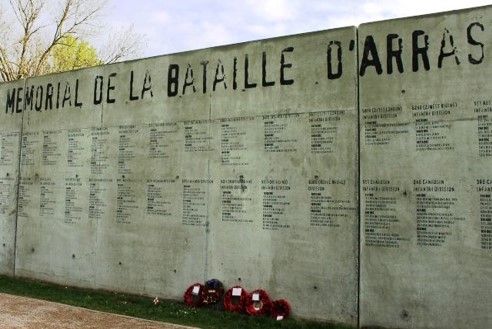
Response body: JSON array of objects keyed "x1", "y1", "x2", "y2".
[{"x1": 0, "y1": 275, "x2": 354, "y2": 329}]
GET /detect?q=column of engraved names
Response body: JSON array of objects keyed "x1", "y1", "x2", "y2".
[
  {"x1": 182, "y1": 179, "x2": 211, "y2": 226},
  {"x1": 310, "y1": 111, "x2": 345, "y2": 153},
  {"x1": 184, "y1": 121, "x2": 213, "y2": 152},
  {"x1": 0, "y1": 132, "x2": 19, "y2": 165},
  {"x1": 116, "y1": 178, "x2": 139, "y2": 224},
  {"x1": 261, "y1": 179, "x2": 291, "y2": 230},
  {"x1": 91, "y1": 127, "x2": 110, "y2": 175},
  {"x1": 220, "y1": 117, "x2": 253, "y2": 165},
  {"x1": 21, "y1": 132, "x2": 41, "y2": 166},
  {"x1": 40, "y1": 178, "x2": 56, "y2": 217},
  {"x1": 42, "y1": 130, "x2": 63, "y2": 166},
  {"x1": 309, "y1": 178, "x2": 352, "y2": 227},
  {"x1": 147, "y1": 179, "x2": 174, "y2": 217},
  {"x1": 363, "y1": 180, "x2": 407, "y2": 247},
  {"x1": 89, "y1": 178, "x2": 112, "y2": 220},
  {"x1": 412, "y1": 102, "x2": 457, "y2": 152},
  {"x1": 0, "y1": 178, "x2": 7, "y2": 214},
  {"x1": 475, "y1": 100, "x2": 492, "y2": 157},
  {"x1": 149, "y1": 123, "x2": 178, "y2": 159},
  {"x1": 67, "y1": 129, "x2": 87, "y2": 167},
  {"x1": 414, "y1": 179, "x2": 464, "y2": 247},
  {"x1": 65, "y1": 177, "x2": 83, "y2": 224},
  {"x1": 476, "y1": 179, "x2": 492, "y2": 250},
  {"x1": 18, "y1": 178, "x2": 34, "y2": 218},
  {"x1": 0, "y1": 175, "x2": 14, "y2": 214},
  {"x1": 221, "y1": 176, "x2": 253, "y2": 223},
  {"x1": 0, "y1": 132, "x2": 17, "y2": 214},
  {"x1": 362, "y1": 106, "x2": 408, "y2": 145},
  {"x1": 264, "y1": 114, "x2": 298, "y2": 153},
  {"x1": 118, "y1": 125, "x2": 138, "y2": 175}
]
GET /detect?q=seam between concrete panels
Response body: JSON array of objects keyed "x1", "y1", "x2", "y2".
[
  {"x1": 203, "y1": 100, "x2": 212, "y2": 282},
  {"x1": 355, "y1": 25, "x2": 361, "y2": 329},
  {"x1": 12, "y1": 77, "x2": 28, "y2": 277}
]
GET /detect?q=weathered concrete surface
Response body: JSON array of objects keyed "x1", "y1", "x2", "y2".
[
  {"x1": 0, "y1": 293, "x2": 198, "y2": 329},
  {"x1": 359, "y1": 5, "x2": 492, "y2": 329},
  {"x1": 7, "y1": 27, "x2": 359, "y2": 325},
  {"x1": 4, "y1": 4, "x2": 492, "y2": 328},
  {"x1": 0, "y1": 80, "x2": 23, "y2": 276}
]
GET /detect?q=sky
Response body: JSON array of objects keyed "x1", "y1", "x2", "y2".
[{"x1": 105, "y1": 0, "x2": 492, "y2": 58}]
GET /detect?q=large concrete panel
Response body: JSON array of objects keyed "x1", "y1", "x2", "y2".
[
  {"x1": 14, "y1": 68, "x2": 104, "y2": 286},
  {"x1": 205, "y1": 29, "x2": 359, "y2": 323},
  {"x1": 6, "y1": 27, "x2": 359, "y2": 324},
  {"x1": 0, "y1": 80, "x2": 23, "y2": 276},
  {"x1": 359, "y1": 6, "x2": 492, "y2": 329}
]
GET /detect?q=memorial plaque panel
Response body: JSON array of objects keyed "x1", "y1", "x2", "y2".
[
  {"x1": 0, "y1": 80, "x2": 22, "y2": 275},
  {"x1": 205, "y1": 28, "x2": 359, "y2": 323},
  {"x1": 7, "y1": 27, "x2": 358, "y2": 321},
  {"x1": 359, "y1": 6, "x2": 492, "y2": 329},
  {"x1": 14, "y1": 70, "x2": 102, "y2": 286},
  {"x1": 3, "y1": 4, "x2": 492, "y2": 327}
]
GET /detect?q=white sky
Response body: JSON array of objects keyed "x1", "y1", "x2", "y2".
[{"x1": 104, "y1": 0, "x2": 491, "y2": 58}]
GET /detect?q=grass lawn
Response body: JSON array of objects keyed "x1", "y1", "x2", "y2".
[{"x1": 0, "y1": 275, "x2": 355, "y2": 329}]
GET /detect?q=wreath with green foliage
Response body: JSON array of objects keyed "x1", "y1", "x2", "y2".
[{"x1": 202, "y1": 279, "x2": 224, "y2": 305}]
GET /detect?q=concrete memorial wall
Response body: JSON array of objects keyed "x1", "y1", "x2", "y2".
[
  {"x1": 359, "y1": 5, "x2": 492, "y2": 329},
  {"x1": 0, "y1": 80, "x2": 22, "y2": 276},
  {"x1": 1, "y1": 4, "x2": 492, "y2": 328},
  {"x1": 1, "y1": 28, "x2": 359, "y2": 324}
]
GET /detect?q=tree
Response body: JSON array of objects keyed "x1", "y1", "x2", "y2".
[
  {"x1": 0, "y1": 0, "x2": 145, "y2": 82},
  {"x1": 51, "y1": 35, "x2": 103, "y2": 73}
]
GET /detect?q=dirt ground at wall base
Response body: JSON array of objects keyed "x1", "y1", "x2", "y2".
[{"x1": 0, "y1": 293, "x2": 198, "y2": 329}]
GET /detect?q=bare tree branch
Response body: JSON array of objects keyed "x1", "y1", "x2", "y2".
[
  {"x1": 9, "y1": 0, "x2": 44, "y2": 79},
  {"x1": 99, "y1": 25, "x2": 146, "y2": 64},
  {"x1": 0, "y1": 0, "x2": 145, "y2": 82},
  {"x1": 35, "y1": 0, "x2": 106, "y2": 75}
]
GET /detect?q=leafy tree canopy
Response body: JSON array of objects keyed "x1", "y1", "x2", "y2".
[{"x1": 51, "y1": 35, "x2": 103, "y2": 73}]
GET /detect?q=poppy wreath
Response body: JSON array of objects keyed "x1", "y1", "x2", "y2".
[
  {"x1": 183, "y1": 283, "x2": 205, "y2": 307},
  {"x1": 271, "y1": 299, "x2": 291, "y2": 319},
  {"x1": 202, "y1": 279, "x2": 224, "y2": 305},
  {"x1": 223, "y1": 286, "x2": 250, "y2": 313},
  {"x1": 245, "y1": 289, "x2": 272, "y2": 316}
]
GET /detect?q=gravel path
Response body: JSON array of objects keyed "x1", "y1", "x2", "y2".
[{"x1": 0, "y1": 293, "x2": 198, "y2": 329}]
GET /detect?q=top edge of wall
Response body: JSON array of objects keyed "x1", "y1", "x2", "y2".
[
  {"x1": 144, "y1": 25, "x2": 358, "y2": 58},
  {"x1": 17, "y1": 25, "x2": 357, "y2": 85},
  {"x1": 6, "y1": 4, "x2": 491, "y2": 84},
  {"x1": 359, "y1": 4, "x2": 492, "y2": 28},
  {"x1": 15, "y1": 25, "x2": 357, "y2": 84}
]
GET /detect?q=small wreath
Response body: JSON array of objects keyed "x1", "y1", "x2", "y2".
[
  {"x1": 245, "y1": 289, "x2": 272, "y2": 316},
  {"x1": 223, "y1": 286, "x2": 250, "y2": 313},
  {"x1": 271, "y1": 299, "x2": 291, "y2": 319},
  {"x1": 183, "y1": 283, "x2": 204, "y2": 307},
  {"x1": 202, "y1": 279, "x2": 224, "y2": 305}
]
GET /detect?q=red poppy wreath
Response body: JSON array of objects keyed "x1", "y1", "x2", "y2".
[
  {"x1": 183, "y1": 283, "x2": 205, "y2": 307},
  {"x1": 271, "y1": 299, "x2": 291, "y2": 319},
  {"x1": 223, "y1": 286, "x2": 250, "y2": 313},
  {"x1": 245, "y1": 289, "x2": 272, "y2": 316}
]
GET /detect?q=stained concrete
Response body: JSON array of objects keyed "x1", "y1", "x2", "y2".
[
  {"x1": 359, "y1": 5, "x2": 492, "y2": 329},
  {"x1": 0, "y1": 80, "x2": 23, "y2": 276},
  {"x1": 5, "y1": 27, "x2": 359, "y2": 325},
  {"x1": 2, "y1": 4, "x2": 492, "y2": 328}
]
